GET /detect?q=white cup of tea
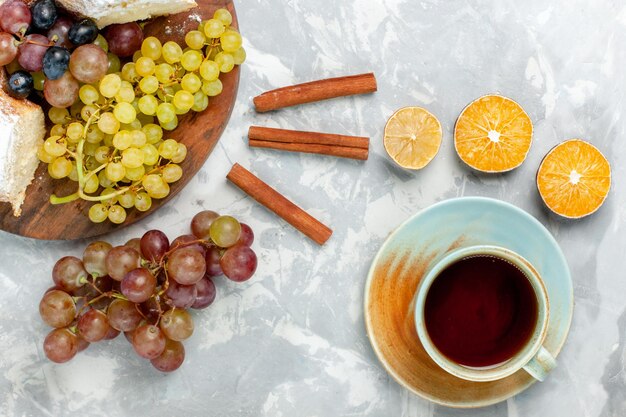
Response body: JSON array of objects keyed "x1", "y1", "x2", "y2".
[{"x1": 413, "y1": 245, "x2": 556, "y2": 382}]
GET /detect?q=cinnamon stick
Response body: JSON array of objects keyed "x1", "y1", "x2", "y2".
[
  {"x1": 248, "y1": 126, "x2": 369, "y2": 149},
  {"x1": 253, "y1": 73, "x2": 377, "y2": 112},
  {"x1": 226, "y1": 163, "x2": 333, "y2": 245},
  {"x1": 249, "y1": 139, "x2": 368, "y2": 160}
]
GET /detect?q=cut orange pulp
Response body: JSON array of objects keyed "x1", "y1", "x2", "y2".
[
  {"x1": 537, "y1": 139, "x2": 611, "y2": 218},
  {"x1": 383, "y1": 107, "x2": 442, "y2": 170},
  {"x1": 454, "y1": 95, "x2": 533, "y2": 172}
]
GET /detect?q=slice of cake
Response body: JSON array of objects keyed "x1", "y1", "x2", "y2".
[
  {"x1": 0, "y1": 71, "x2": 46, "y2": 216},
  {"x1": 57, "y1": 0, "x2": 198, "y2": 28}
]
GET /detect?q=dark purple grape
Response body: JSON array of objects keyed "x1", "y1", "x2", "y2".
[
  {"x1": 68, "y1": 18, "x2": 98, "y2": 46},
  {"x1": 171, "y1": 234, "x2": 205, "y2": 255},
  {"x1": 43, "y1": 69, "x2": 78, "y2": 108},
  {"x1": 18, "y1": 34, "x2": 49, "y2": 71},
  {"x1": 140, "y1": 230, "x2": 169, "y2": 262},
  {"x1": 191, "y1": 210, "x2": 219, "y2": 238},
  {"x1": 39, "y1": 289, "x2": 76, "y2": 328},
  {"x1": 6, "y1": 70, "x2": 33, "y2": 99},
  {"x1": 192, "y1": 278, "x2": 216, "y2": 309},
  {"x1": 31, "y1": 0, "x2": 57, "y2": 31},
  {"x1": 140, "y1": 296, "x2": 167, "y2": 322},
  {"x1": 0, "y1": 0, "x2": 31, "y2": 34},
  {"x1": 107, "y1": 299, "x2": 143, "y2": 332},
  {"x1": 204, "y1": 246, "x2": 223, "y2": 277},
  {"x1": 69, "y1": 43, "x2": 107, "y2": 83},
  {"x1": 238, "y1": 223, "x2": 254, "y2": 247},
  {"x1": 220, "y1": 245, "x2": 257, "y2": 282},
  {"x1": 167, "y1": 248, "x2": 206, "y2": 285},
  {"x1": 103, "y1": 22, "x2": 143, "y2": 57},
  {"x1": 47, "y1": 15, "x2": 72, "y2": 48},
  {"x1": 121, "y1": 267, "x2": 156, "y2": 303},
  {"x1": 42, "y1": 45, "x2": 69, "y2": 79},
  {"x1": 132, "y1": 324, "x2": 166, "y2": 359},
  {"x1": 52, "y1": 256, "x2": 88, "y2": 291},
  {"x1": 104, "y1": 246, "x2": 141, "y2": 281},
  {"x1": 0, "y1": 32, "x2": 18, "y2": 66},
  {"x1": 151, "y1": 339, "x2": 185, "y2": 372},
  {"x1": 164, "y1": 280, "x2": 196, "y2": 309},
  {"x1": 44, "y1": 328, "x2": 78, "y2": 363}
]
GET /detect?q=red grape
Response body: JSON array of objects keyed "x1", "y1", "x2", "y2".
[
  {"x1": 105, "y1": 246, "x2": 141, "y2": 281},
  {"x1": 69, "y1": 44, "x2": 107, "y2": 83},
  {"x1": 238, "y1": 223, "x2": 254, "y2": 247},
  {"x1": 83, "y1": 241, "x2": 112, "y2": 277},
  {"x1": 0, "y1": 0, "x2": 31, "y2": 34},
  {"x1": 192, "y1": 277, "x2": 216, "y2": 309},
  {"x1": 204, "y1": 246, "x2": 223, "y2": 277},
  {"x1": 220, "y1": 245, "x2": 257, "y2": 282},
  {"x1": 47, "y1": 15, "x2": 73, "y2": 49},
  {"x1": 159, "y1": 309, "x2": 194, "y2": 341},
  {"x1": 77, "y1": 308, "x2": 110, "y2": 342},
  {"x1": 132, "y1": 324, "x2": 166, "y2": 359},
  {"x1": 44, "y1": 328, "x2": 79, "y2": 363},
  {"x1": 171, "y1": 234, "x2": 205, "y2": 255},
  {"x1": 167, "y1": 248, "x2": 206, "y2": 285},
  {"x1": 124, "y1": 238, "x2": 142, "y2": 253},
  {"x1": 103, "y1": 327, "x2": 120, "y2": 340},
  {"x1": 18, "y1": 34, "x2": 49, "y2": 72},
  {"x1": 39, "y1": 289, "x2": 76, "y2": 328},
  {"x1": 72, "y1": 275, "x2": 113, "y2": 299},
  {"x1": 43, "y1": 70, "x2": 79, "y2": 108},
  {"x1": 107, "y1": 299, "x2": 142, "y2": 332},
  {"x1": 0, "y1": 32, "x2": 17, "y2": 66},
  {"x1": 164, "y1": 280, "x2": 197, "y2": 309},
  {"x1": 76, "y1": 336, "x2": 90, "y2": 352},
  {"x1": 104, "y1": 22, "x2": 143, "y2": 57},
  {"x1": 151, "y1": 339, "x2": 185, "y2": 372},
  {"x1": 52, "y1": 256, "x2": 88, "y2": 291},
  {"x1": 121, "y1": 267, "x2": 156, "y2": 303},
  {"x1": 140, "y1": 296, "x2": 168, "y2": 322},
  {"x1": 191, "y1": 210, "x2": 219, "y2": 238},
  {"x1": 140, "y1": 230, "x2": 170, "y2": 262}
]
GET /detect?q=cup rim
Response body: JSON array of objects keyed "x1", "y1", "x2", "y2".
[{"x1": 414, "y1": 245, "x2": 550, "y2": 382}]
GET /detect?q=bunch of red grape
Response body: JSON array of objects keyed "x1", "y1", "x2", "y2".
[{"x1": 39, "y1": 210, "x2": 257, "y2": 372}]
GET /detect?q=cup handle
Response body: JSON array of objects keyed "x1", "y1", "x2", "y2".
[{"x1": 522, "y1": 346, "x2": 557, "y2": 381}]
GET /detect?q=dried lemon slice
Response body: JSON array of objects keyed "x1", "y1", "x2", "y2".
[
  {"x1": 537, "y1": 139, "x2": 611, "y2": 218},
  {"x1": 454, "y1": 95, "x2": 533, "y2": 172},
  {"x1": 383, "y1": 107, "x2": 442, "y2": 170}
]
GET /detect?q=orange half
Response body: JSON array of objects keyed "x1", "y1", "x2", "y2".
[
  {"x1": 537, "y1": 139, "x2": 611, "y2": 218},
  {"x1": 454, "y1": 95, "x2": 533, "y2": 172},
  {"x1": 383, "y1": 107, "x2": 442, "y2": 170}
]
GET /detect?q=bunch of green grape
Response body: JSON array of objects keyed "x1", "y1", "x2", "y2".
[{"x1": 36, "y1": 8, "x2": 245, "y2": 224}]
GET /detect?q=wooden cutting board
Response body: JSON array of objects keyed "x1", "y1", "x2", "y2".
[{"x1": 0, "y1": 0, "x2": 240, "y2": 240}]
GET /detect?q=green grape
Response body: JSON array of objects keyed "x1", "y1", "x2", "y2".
[
  {"x1": 142, "y1": 124, "x2": 163, "y2": 144},
  {"x1": 142, "y1": 174, "x2": 170, "y2": 199},
  {"x1": 125, "y1": 165, "x2": 145, "y2": 181},
  {"x1": 137, "y1": 113, "x2": 154, "y2": 126},
  {"x1": 116, "y1": 84, "x2": 135, "y2": 103},
  {"x1": 106, "y1": 162, "x2": 126, "y2": 182},
  {"x1": 214, "y1": 52, "x2": 235, "y2": 73},
  {"x1": 232, "y1": 47, "x2": 246, "y2": 65},
  {"x1": 84, "y1": 142, "x2": 99, "y2": 156},
  {"x1": 191, "y1": 91, "x2": 209, "y2": 112},
  {"x1": 95, "y1": 146, "x2": 111, "y2": 164},
  {"x1": 154, "y1": 64, "x2": 173, "y2": 84},
  {"x1": 171, "y1": 143, "x2": 187, "y2": 164},
  {"x1": 98, "y1": 112, "x2": 120, "y2": 135},
  {"x1": 199, "y1": 60, "x2": 219, "y2": 81},
  {"x1": 214, "y1": 8, "x2": 233, "y2": 26},
  {"x1": 81, "y1": 104, "x2": 98, "y2": 122},
  {"x1": 107, "y1": 53, "x2": 121, "y2": 74},
  {"x1": 85, "y1": 156, "x2": 100, "y2": 170},
  {"x1": 162, "y1": 164, "x2": 183, "y2": 183},
  {"x1": 209, "y1": 215, "x2": 241, "y2": 247},
  {"x1": 113, "y1": 130, "x2": 133, "y2": 150},
  {"x1": 181, "y1": 73, "x2": 201, "y2": 93},
  {"x1": 86, "y1": 126, "x2": 105, "y2": 144},
  {"x1": 202, "y1": 79, "x2": 223, "y2": 97},
  {"x1": 68, "y1": 163, "x2": 78, "y2": 181},
  {"x1": 156, "y1": 103, "x2": 176, "y2": 124},
  {"x1": 103, "y1": 133, "x2": 114, "y2": 147},
  {"x1": 89, "y1": 204, "x2": 109, "y2": 223},
  {"x1": 141, "y1": 37, "x2": 162, "y2": 60},
  {"x1": 203, "y1": 18, "x2": 225, "y2": 38},
  {"x1": 84, "y1": 174, "x2": 100, "y2": 193},
  {"x1": 158, "y1": 139, "x2": 178, "y2": 159},
  {"x1": 173, "y1": 90, "x2": 194, "y2": 111},
  {"x1": 141, "y1": 144, "x2": 159, "y2": 165},
  {"x1": 135, "y1": 56, "x2": 155, "y2": 77},
  {"x1": 134, "y1": 192, "x2": 152, "y2": 211},
  {"x1": 44, "y1": 136, "x2": 66, "y2": 157},
  {"x1": 118, "y1": 192, "x2": 135, "y2": 208},
  {"x1": 185, "y1": 30, "x2": 206, "y2": 50},
  {"x1": 160, "y1": 116, "x2": 178, "y2": 131},
  {"x1": 121, "y1": 119, "x2": 142, "y2": 131},
  {"x1": 49, "y1": 107, "x2": 69, "y2": 125},
  {"x1": 122, "y1": 148, "x2": 145, "y2": 168},
  {"x1": 66, "y1": 123, "x2": 84, "y2": 143},
  {"x1": 121, "y1": 62, "x2": 138, "y2": 82},
  {"x1": 69, "y1": 100, "x2": 83, "y2": 119},
  {"x1": 50, "y1": 124, "x2": 66, "y2": 137},
  {"x1": 48, "y1": 157, "x2": 72, "y2": 179},
  {"x1": 99, "y1": 74, "x2": 121, "y2": 98},
  {"x1": 79, "y1": 85, "x2": 100, "y2": 105},
  {"x1": 140, "y1": 77, "x2": 159, "y2": 96},
  {"x1": 108, "y1": 205, "x2": 126, "y2": 224},
  {"x1": 132, "y1": 50, "x2": 142, "y2": 62},
  {"x1": 98, "y1": 170, "x2": 114, "y2": 188},
  {"x1": 38, "y1": 145, "x2": 55, "y2": 163},
  {"x1": 198, "y1": 20, "x2": 207, "y2": 34},
  {"x1": 220, "y1": 30, "x2": 242, "y2": 52},
  {"x1": 100, "y1": 187, "x2": 118, "y2": 204},
  {"x1": 130, "y1": 130, "x2": 147, "y2": 147},
  {"x1": 32, "y1": 71, "x2": 45, "y2": 91},
  {"x1": 138, "y1": 95, "x2": 158, "y2": 116},
  {"x1": 93, "y1": 34, "x2": 108, "y2": 52},
  {"x1": 162, "y1": 41, "x2": 183, "y2": 64},
  {"x1": 114, "y1": 102, "x2": 137, "y2": 124},
  {"x1": 180, "y1": 50, "x2": 202, "y2": 72}
]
